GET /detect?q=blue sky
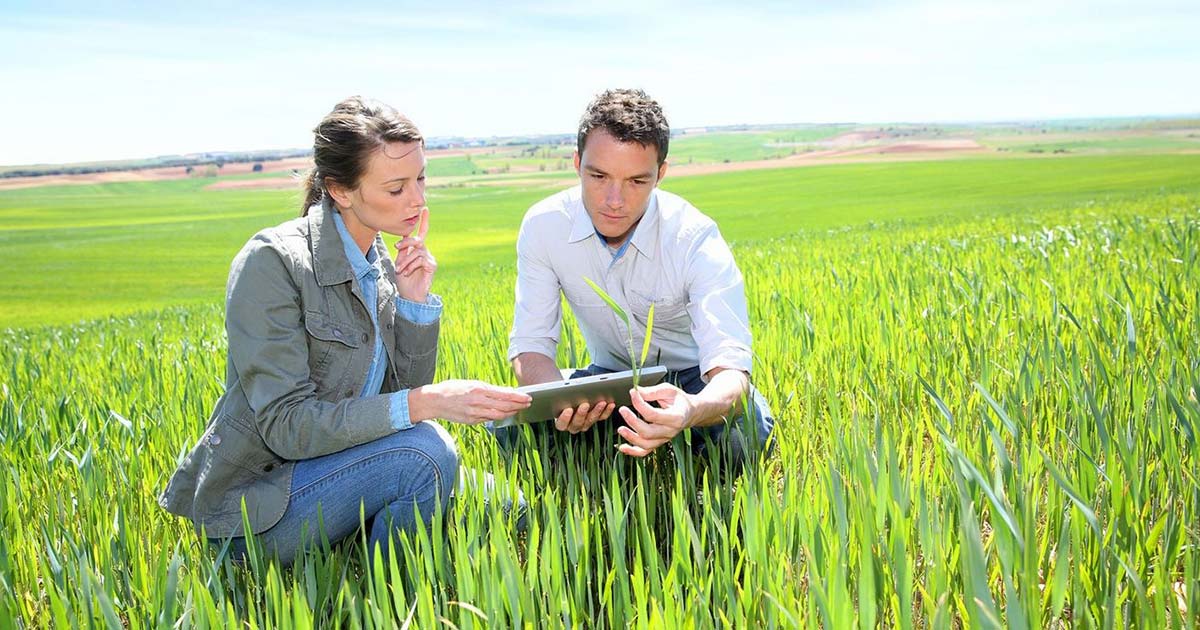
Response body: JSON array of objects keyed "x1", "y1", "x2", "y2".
[{"x1": 2, "y1": 0, "x2": 1196, "y2": 165}]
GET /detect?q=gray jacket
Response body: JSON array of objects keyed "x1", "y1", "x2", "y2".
[{"x1": 158, "y1": 200, "x2": 440, "y2": 538}]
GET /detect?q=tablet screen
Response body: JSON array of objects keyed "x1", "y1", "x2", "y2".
[{"x1": 493, "y1": 365, "x2": 669, "y2": 427}]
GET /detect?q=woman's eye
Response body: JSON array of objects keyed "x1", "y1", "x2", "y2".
[{"x1": 389, "y1": 188, "x2": 404, "y2": 196}]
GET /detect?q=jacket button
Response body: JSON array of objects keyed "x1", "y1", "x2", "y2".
[
  {"x1": 361, "y1": 332, "x2": 369, "y2": 343},
  {"x1": 263, "y1": 463, "x2": 274, "y2": 472},
  {"x1": 209, "y1": 433, "x2": 221, "y2": 446},
  {"x1": 386, "y1": 322, "x2": 393, "y2": 330},
  {"x1": 344, "y1": 390, "x2": 354, "y2": 398},
  {"x1": 333, "y1": 328, "x2": 343, "y2": 339}
]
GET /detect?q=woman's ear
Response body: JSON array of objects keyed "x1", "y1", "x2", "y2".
[{"x1": 324, "y1": 177, "x2": 353, "y2": 209}]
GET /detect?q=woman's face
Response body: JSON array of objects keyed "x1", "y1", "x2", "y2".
[{"x1": 331, "y1": 141, "x2": 427, "y2": 242}]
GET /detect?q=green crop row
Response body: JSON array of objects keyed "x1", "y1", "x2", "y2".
[{"x1": 1, "y1": 190, "x2": 1197, "y2": 626}]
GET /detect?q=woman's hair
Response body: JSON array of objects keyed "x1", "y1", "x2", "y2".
[{"x1": 301, "y1": 97, "x2": 424, "y2": 215}]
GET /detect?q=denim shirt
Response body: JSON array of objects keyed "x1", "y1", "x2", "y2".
[{"x1": 332, "y1": 211, "x2": 442, "y2": 430}]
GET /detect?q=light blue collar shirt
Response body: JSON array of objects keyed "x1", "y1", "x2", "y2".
[{"x1": 332, "y1": 211, "x2": 442, "y2": 430}]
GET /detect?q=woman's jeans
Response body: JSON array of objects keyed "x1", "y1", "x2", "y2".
[
  {"x1": 488, "y1": 365, "x2": 775, "y2": 472},
  {"x1": 211, "y1": 421, "x2": 458, "y2": 567}
]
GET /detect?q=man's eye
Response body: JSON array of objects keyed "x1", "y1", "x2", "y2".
[
  {"x1": 590, "y1": 173, "x2": 604, "y2": 180},
  {"x1": 631, "y1": 180, "x2": 647, "y2": 186}
]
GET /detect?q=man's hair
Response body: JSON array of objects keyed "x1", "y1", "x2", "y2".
[{"x1": 577, "y1": 89, "x2": 669, "y2": 165}]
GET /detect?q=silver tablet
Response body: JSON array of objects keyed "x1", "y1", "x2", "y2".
[{"x1": 493, "y1": 365, "x2": 669, "y2": 428}]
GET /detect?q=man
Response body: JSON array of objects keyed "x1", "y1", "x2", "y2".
[{"x1": 498, "y1": 88, "x2": 774, "y2": 468}]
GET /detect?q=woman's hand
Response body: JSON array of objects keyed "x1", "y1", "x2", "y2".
[
  {"x1": 409, "y1": 380, "x2": 532, "y2": 425},
  {"x1": 393, "y1": 207, "x2": 436, "y2": 303}
]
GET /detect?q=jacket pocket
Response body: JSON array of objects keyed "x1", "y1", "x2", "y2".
[{"x1": 304, "y1": 309, "x2": 364, "y2": 388}]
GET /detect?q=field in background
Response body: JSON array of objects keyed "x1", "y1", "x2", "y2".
[
  {"x1": 2, "y1": 153, "x2": 1199, "y2": 329},
  {"x1": 1, "y1": 129, "x2": 1198, "y2": 626}
]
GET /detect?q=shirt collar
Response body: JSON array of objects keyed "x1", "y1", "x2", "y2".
[
  {"x1": 567, "y1": 187, "x2": 660, "y2": 261},
  {"x1": 331, "y1": 210, "x2": 379, "y2": 280}
]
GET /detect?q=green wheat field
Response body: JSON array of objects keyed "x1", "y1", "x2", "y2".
[{"x1": 1, "y1": 149, "x2": 1198, "y2": 627}]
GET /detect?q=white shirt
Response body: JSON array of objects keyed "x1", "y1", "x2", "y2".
[{"x1": 508, "y1": 185, "x2": 753, "y2": 377}]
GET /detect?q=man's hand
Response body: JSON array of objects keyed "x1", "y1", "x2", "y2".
[
  {"x1": 615, "y1": 383, "x2": 697, "y2": 457},
  {"x1": 514, "y1": 352, "x2": 615, "y2": 434},
  {"x1": 393, "y1": 207, "x2": 436, "y2": 303},
  {"x1": 554, "y1": 400, "x2": 615, "y2": 434}
]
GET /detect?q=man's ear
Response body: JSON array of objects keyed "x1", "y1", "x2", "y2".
[
  {"x1": 324, "y1": 177, "x2": 352, "y2": 209},
  {"x1": 655, "y1": 160, "x2": 668, "y2": 186},
  {"x1": 573, "y1": 151, "x2": 582, "y2": 176}
]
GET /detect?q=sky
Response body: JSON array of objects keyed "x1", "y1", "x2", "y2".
[{"x1": 1, "y1": 0, "x2": 1197, "y2": 166}]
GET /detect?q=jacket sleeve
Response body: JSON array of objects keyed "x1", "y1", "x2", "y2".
[
  {"x1": 390, "y1": 299, "x2": 440, "y2": 390},
  {"x1": 225, "y1": 235, "x2": 397, "y2": 460}
]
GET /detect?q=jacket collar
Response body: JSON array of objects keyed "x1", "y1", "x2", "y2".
[{"x1": 308, "y1": 198, "x2": 356, "y2": 288}]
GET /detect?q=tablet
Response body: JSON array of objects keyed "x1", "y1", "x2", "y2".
[{"x1": 493, "y1": 365, "x2": 669, "y2": 428}]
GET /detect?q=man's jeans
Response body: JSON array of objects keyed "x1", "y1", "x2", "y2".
[
  {"x1": 211, "y1": 421, "x2": 458, "y2": 567},
  {"x1": 489, "y1": 365, "x2": 775, "y2": 471}
]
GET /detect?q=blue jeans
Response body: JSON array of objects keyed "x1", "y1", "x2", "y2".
[
  {"x1": 489, "y1": 365, "x2": 775, "y2": 472},
  {"x1": 212, "y1": 421, "x2": 458, "y2": 567}
]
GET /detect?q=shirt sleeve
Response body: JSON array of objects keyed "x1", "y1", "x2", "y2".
[
  {"x1": 684, "y1": 223, "x2": 754, "y2": 378},
  {"x1": 388, "y1": 390, "x2": 413, "y2": 431},
  {"x1": 507, "y1": 215, "x2": 562, "y2": 361},
  {"x1": 225, "y1": 235, "x2": 397, "y2": 460},
  {"x1": 396, "y1": 293, "x2": 443, "y2": 325}
]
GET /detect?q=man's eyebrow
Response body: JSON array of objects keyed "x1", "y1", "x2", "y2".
[{"x1": 584, "y1": 165, "x2": 654, "y2": 180}]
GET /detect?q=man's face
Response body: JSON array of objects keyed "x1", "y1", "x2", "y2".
[{"x1": 575, "y1": 128, "x2": 668, "y2": 246}]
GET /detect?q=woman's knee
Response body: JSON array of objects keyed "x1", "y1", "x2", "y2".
[{"x1": 408, "y1": 421, "x2": 459, "y2": 504}]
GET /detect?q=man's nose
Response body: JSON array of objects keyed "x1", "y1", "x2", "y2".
[{"x1": 604, "y1": 184, "x2": 623, "y2": 209}]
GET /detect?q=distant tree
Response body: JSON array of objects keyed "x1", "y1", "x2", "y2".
[
  {"x1": 252, "y1": 163, "x2": 263, "y2": 172},
  {"x1": 185, "y1": 166, "x2": 194, "y2": 175}
]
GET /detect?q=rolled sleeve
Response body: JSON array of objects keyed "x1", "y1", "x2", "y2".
[
  {"x1": 396, "y1": 293, "x2": 443, "y2": 325},
  {"x1": 508, "y1": 218, "x2": 563, "y2": 361},
  {"x1": 685, "y1": 224, "x2": 754, "y2": 378},
  {"x1": 388, "y1": 390, "x2": 414, "y2": 431}
]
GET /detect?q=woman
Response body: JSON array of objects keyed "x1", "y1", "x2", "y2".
[{"x1": 158, "y1": 97, "x2": 531, "y2": 565}]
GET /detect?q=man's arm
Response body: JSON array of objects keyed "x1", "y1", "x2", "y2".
[
  {"x1": 686, "y1": 367, "x2": 749, "y2": 427},
  {"x1": 512, "y1": 351, "x2": 565, "y2": 386},
  {"x1": 616, "y1": 221, "x2": 755, "y2": 456},
  {"x1": 508, "y1": 214, "x2": 614, "y2": 433}
]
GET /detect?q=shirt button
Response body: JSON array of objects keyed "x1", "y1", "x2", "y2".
[
  {"x1": 209, "y1": 433, "x2": 221, "y2": 446},
  {"x1": 386, "y1": 322, "x2": 393, "y2": 330}
]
